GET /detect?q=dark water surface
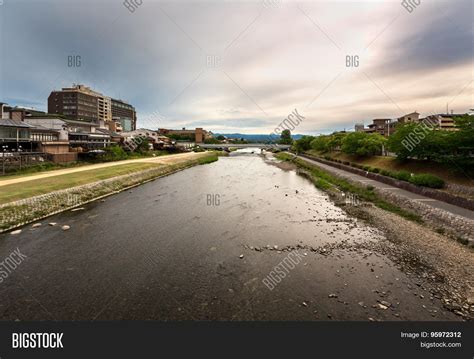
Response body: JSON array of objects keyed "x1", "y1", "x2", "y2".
[{"x1": 0, "y1": 150, "x2": 458, "y2": 320}]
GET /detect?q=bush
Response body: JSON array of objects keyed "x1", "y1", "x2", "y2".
[
  {"x1": 408, "y1": 174, "x2": 445, "y2": 188},
  {"x1": 343, "y1": 161, "x2": 350, "y2": 165},
  {"x1": 362, "y1": 166, "x2": 371, "y2": 171},
  {"x1": 371, "y1": 167, "x2": 380, "y2": 173},
  {"x1": 367, "y1": 185, "x2": 374, "y2": 191},
  {"x1": 100, "y1": 145, "x2": 128, "y2": 161},
  {"x1": 380, "y1": 169, "x2": 393, "y2": 177},
  {"x1": 393, "y1": 170, "x2": 411, "y2": 182}
]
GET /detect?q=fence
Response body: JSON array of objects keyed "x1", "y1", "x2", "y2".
[{"x1": 1, "y1": 152, "x2": 50, "y2": 175}]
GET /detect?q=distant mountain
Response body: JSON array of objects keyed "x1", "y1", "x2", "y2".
[{"x1": 215, "y1": 133, "x2": 304, "y2": 142}]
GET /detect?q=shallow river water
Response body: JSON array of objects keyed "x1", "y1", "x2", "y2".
[{"x1": 0, "y1": 149, "x2": 459, "y2": 320}]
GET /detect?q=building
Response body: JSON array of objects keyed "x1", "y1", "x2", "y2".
[
  {"x1": 48, "y1": 84, "x2": 136, "y2": 131},
  {"x1": 24, "y1": 116, "x2": 111, "y2": 150},
  {"x1": 0, "y1": 119, "x2": 34, "y2": 150},
  {"x1": 158, "y1": 127, "x2": 211, "y2": 143},
  {"x1": 97, "y1": 95, "x2": 112, "y2": 123},
  {"x1": 1, "y1": 104, "x2": 45, "y2": 121},
  {"x1": 121, "y1": 129, "x2": 172, "y2": 149},
  {"x1": 111, "y1": 98, "x2": 136, "y2": 132},
  {"x1": 48, "y1": 85, "x2": 99, "y2": 123},
  {"x1": 421, "y1": 114, "x2": 461, "y2": 131},
  {"x1": 397, "y1": 112, "x2": 420, "y2": 124},
  {"x1": 356, "y1": 118, "x2": 396, "y2": 137}
]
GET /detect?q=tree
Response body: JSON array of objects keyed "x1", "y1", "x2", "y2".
[
  {"x1": 327, "y1": 132, "x2": 347, "y2": 151},
  {"x1": 310, "y1": 135, "x2": 330, "y2": 152},
  {"x1": 216, "y1": 135, "x2": 226, "y2": 141},
  {"x1": 279, "y1": 129, "x2": 293, "y2": 145},
  {"x1": 292, "y1": 136, "x2": 314, "y2": 153},
  {"x1": 342, "y1": 132, "x2": 386, "y2": 157}
]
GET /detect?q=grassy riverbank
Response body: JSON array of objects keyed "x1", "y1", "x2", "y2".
[
  {"x1": 0, "y1": 152, "x2": 217, "y2": 204},
  {"x1": 306, "y1": 150, "x2": 472, "y2": 187},
  {"x1": 276, "y1": 152, "x2": 422, "y2": 223},
  {"x1": 0, "y1": 152, "x2": 218, "y2": 232}
]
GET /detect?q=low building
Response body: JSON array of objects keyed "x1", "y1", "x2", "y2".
[
  {"x1": 0, "y1": 119, "x2": 34, "y2": 151},
  {"x1": 1, "y1": 105, "x2": 45, "y2": 121},
  {"x1": 24, "y1": 116, "x2": 111, "y2": 151},
  {"x1": 121, "y1": 129, "x2": 173, "y2": 149},
  {"x1": 158, "y1": 127, "x2": 211, "y2": 143},
  {"x1": 397, "y1": 112, "x2": 420, "y2": 124}
]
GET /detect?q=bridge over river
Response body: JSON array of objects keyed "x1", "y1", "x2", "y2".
[{"x1": 198, "y1": 143, "x2": 291, "y2": 150}]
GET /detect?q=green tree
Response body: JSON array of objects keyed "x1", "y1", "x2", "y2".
[
  {"x1": 279, "y1": 129, "x2": 293, "y2": 145},
  {"x1": 216, "y1": 135, "x2": 226, "y2": 141},
  {"x1": 310, "y1": 135, "x2": 330, "y2": 152},
  {"x1": 292, "y1": 135, "x2": 314, "y2": 153},
  {"x1": 342, "y1": 132, "x2": 386, "y2": 156}
]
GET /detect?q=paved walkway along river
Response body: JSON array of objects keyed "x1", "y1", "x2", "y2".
[{"x1": 0, "y1": 149, "x2": 466, "y2": 320}]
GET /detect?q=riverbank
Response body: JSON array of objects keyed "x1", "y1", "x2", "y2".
[
  {"x1": 306, "y1": 150, "x2": 474, "y2": 197},
  {"x1": 274, "y1": 152, "x2": 474, "y2": 319},
  {"x1": 0, "y1": 152, "x2": 218, "y2": 232}
]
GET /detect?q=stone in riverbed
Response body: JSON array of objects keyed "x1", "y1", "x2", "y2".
[
  {"x1": 10, "y1": 229, "x2": 22, "y2": 235},
  {"x1": 31, "y1": 223, "x2": 42, "y2": 228},
  {"x1": 61, "y1": 225, "x2": 70, "y2": 231}
]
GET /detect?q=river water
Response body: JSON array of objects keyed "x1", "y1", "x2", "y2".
[{"x1": 0, "y1": 149, "x2": 458, "y2": 320}]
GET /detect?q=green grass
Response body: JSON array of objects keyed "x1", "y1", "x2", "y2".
[
  {"x1": 0, "y1": 152, "x2": 219, "y2": 204},
  {"x1": 0, "y1": 163, "x2": 162, "y2": 204},
  {"x1": 0, "y1": 150, "x2": 171, "y2": 179},
  {"x1": 198, "y1": 153, "x2": 219, "y2": 164},
  {"x1": 276, "y1": 153, "x2": 423, "y2": 223}
]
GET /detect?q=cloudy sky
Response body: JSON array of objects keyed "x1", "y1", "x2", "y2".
[{"x1": 0, "y1": 0, "x2": 472, "y2": 134}]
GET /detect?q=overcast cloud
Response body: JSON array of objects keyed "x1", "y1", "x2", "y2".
[{"x1": 0, "y1": 0, "x2": 472, "y2": 134}]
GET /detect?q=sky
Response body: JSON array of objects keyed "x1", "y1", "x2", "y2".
[{"x1": 0, "y1": 0, "x2": 472, "y2": 134}]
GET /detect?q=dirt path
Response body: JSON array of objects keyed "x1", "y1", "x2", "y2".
[{"x1": 0, "y1": 152, "x2": 208, "y2": 188}]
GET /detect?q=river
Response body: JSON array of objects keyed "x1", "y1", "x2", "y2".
[{"x1": 0, "y1": 149, "x2": 459, "y2": 320}]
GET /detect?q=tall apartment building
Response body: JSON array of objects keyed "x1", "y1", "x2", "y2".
[
  {"x1": 97, "y1": 95, "x2": 112, "y2": 123},
  {"x1": 48, "y1": 85, "x2": 136, "y2": 131},
  {"x1": 48, "y1": 85, "x2": 99, "y2": 123},
  {"x1": 111, "y1": 98, "x2": 136, "y2": 132}
]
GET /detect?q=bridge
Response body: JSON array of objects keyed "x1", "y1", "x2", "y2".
[{"x1": 198, "y1": 143, "x2": 291, "y2": 150}]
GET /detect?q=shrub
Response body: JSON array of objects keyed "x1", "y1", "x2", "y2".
[
  {"x1": 371, "y1": 167, "x2": 380, "y2": 173},
  {"x1": 393, "y1": 170, "x2": 411, "y2": 182},
  {"x1": 362, "y1": 166, "x2": 371, "y2": 171},
  {"x1": 408, "y1": 174, "x2": 445, "y2": 188},
  {"x1": 343, "y1": 161, "x2": 350, "y2": 165},
  {"x1": 380, "y1": 169, "x2": 392, "y2": 177},
  {"x1": 367, "y1": 185, "x2": 374, "y2": 191}
]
